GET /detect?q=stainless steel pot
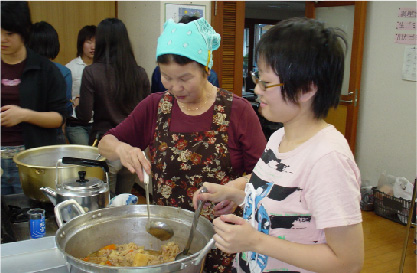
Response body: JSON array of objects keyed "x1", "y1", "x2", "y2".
[
  {"x1": 55, "y1": 200, "x2": 216, "y2": 273},
  {"x1": 13, "y1": 145, "x2": 106, "y2": 202}
]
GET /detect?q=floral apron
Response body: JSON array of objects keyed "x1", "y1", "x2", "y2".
[{"x1": 150, "y1": 89, "x2": 240, "y2": 273}]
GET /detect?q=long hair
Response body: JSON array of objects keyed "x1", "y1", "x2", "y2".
[{"x1": 93, "y1": 18, "x2": 149, "y2": 112}]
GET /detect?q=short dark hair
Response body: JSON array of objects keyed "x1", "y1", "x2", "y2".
[
  {"x1": 256, "y1": 17, "x2": 347, "y2": 119},
  {"x1": 76, "y1": 25, "x2": 96, "y2": 57},
  {"x1": 1, "y1": 1, "x2": 32, "y2": 43},
  {"x1": 27, "y1": 21, "x2": 60, "y2": 60}
]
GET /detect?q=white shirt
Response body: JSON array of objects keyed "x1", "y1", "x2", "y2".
[
  {"x1": 66, "y1": 56, "x2": 86, "y2": 99},
  {"x1": 66, "y1": 56, "x2": 91, "y2": 120}
]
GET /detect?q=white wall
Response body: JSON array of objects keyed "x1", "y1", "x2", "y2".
[
  {"x1": 118, "y1": 1, "x2": 211, "y2": 81},
  {"x1": 356, "y1": 1, "x2": 416, "y2": 185}
]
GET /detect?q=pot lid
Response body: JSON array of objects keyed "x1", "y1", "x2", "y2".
[{"x1": 63, "y1": 171, "x2": 105, "y2": 191}]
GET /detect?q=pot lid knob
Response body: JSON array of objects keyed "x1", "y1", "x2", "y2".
[{"x1": 77, "y1": 171, "x2": 88, "y2": 183}]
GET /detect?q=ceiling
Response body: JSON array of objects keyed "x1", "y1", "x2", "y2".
[{"x1": 245, "y1": 1, "x2": 305, "y2": 13}]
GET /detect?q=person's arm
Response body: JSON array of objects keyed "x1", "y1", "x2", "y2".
[
  {"x1": 2, "y1": 59, "x2": 68, "y2": 128},
  {"x1": 211, "y1": 174, "x2": 251, "y2": 215},
  {"x1": 98, "y1": 134, "x2": 150, "y2": 181},
  {"x1": 231, "y1": 97, "x2": 266, "y2": 174},
  {"x1": 193, "y1": 181, "x2": 246, "y2": 210},
  {"x1": 213, "y1": 215, "x2": 364, "y2": 273},
  {"x1": 1, "y1": 105, "x2": 63, "y2": 128},
  {"x1": 75, "y1": 67, "x2": 94, "y2": 122}
]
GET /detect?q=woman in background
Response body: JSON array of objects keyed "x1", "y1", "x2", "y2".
[
  {"x1": 27, "y1": 21, "x2": 72, "y2": 143},
  {"x1": 76, "y1": 18, "x2": 150, "y2": 195},
  {"x1": 1, "y1": 1, "x2": 67, "y2": 194},
  {"x1": 65, "y1": 25, "x2": 96, "y2": 145}
]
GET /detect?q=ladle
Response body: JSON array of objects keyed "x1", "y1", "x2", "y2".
[
  {"x1": 175, "y1": 186, "x2": 208, "y2": 261},
  {"x1": 143, "y1": 153, "x2": 174, "y2": 241}
]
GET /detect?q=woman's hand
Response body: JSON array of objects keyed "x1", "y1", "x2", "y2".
[
  {"x1": 1, "y1": 105, "x2": 29, "y2": 127},
  {"x1": 213, "y1": 176, "x2": 250, "y2": 215},
  {"x1": 114, "y1": 142, "x2": 150, "y2": 182},
  {"x1": 193, "y1": 182, "x2": 245, "y2": 211},
  {"x1": 193, "y1": 183, "x2": 227, "y2": 210},
  {"x1": 213, "y1": 214, "x2": 257, "y2": 254}
]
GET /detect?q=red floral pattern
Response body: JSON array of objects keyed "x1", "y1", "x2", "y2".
[{"x1": 151, "y1": 89, "x2": 239, "y2": 273}]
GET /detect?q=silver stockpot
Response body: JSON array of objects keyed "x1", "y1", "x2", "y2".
[
  {"x1": 54, "y1": 200, "x2": 216, "y2": 273},
  {"x1": 13, "y1": 145, "x2": 106, "y2": 202}
]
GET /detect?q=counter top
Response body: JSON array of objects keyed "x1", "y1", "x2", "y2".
[{"x1": 1, "y1": 236, "x2": 69, "y2": 273}]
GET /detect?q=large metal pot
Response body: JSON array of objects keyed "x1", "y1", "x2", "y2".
[
  {"x1": 55, "y1": 200, "x2": 215, "y2": 273},
  {"x1": 13, "y1": 145, "x2": 106, "y2": 202}
]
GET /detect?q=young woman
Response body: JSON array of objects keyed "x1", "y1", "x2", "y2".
[
  {"x1": 98, "y1": 18, "x2": 266, "y2": 273},
  {"x1": 27, "y1": 21, "x2": 73, "y2": 143},
  {"x1": 1, "y1": 1, "x2": 67, "y2": 194},
  {"x1": 65, "y1": 25, "x2": 96, "y2": 145},
  {"x1": 194, "y1": 18, "x2": 364, "y2": 273},
  {"x1": 76, "y1": 18, "x2": 150, "y2": 194}
]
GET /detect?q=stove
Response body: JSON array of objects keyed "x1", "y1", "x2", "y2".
[{"x1": 1, "y1": 193, "x2": 58, "y2": 243}]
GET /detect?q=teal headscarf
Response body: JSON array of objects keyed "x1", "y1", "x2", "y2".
[{"x1": 156, "y1": 17, "x2": 221, "y2": 69}]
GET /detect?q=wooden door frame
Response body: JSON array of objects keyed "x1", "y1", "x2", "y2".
[
  {"x1": 211, "y1": 1, "x2": 245, "y2": 96},
  {"x1": 305, "y1": 1, "x2": 367, "y2": 153}
]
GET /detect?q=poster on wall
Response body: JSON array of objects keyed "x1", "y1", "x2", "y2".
[
  {"x1": 402, "y1": 46, "x2": 416, "y2": 81},
  {"x1": 165, "y1": 3, "x2": 206, "y2": 23}
]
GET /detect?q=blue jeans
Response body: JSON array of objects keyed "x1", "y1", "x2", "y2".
[
  {"x1": 65, "y1": 124, "x2": 91, "y2": 145},
  {"x1": 1, "y1": 145, "x2": 25, "y2": 195}
]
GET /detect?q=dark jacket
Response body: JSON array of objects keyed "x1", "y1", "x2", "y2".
[
  {"x1": 76, "y1": 62, "x2": 150, "y2": 144},
  {"x1": 19, "y1": 48, "x2": 67, "y2": 149}
]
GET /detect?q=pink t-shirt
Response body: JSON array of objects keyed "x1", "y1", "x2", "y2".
[{"x1": 236, "y1": 125, "x2": 362, "y2": 273}]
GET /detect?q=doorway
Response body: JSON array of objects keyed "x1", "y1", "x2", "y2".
[{"x1": 243, "y1": 1, "x2": 305, "y2": 94}]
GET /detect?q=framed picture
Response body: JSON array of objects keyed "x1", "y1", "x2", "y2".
[{"x1": 165, "y1": 3, "x2": 206, "y2": 23}]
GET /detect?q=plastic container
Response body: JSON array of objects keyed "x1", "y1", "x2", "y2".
[{"x1": 27, "y1": 208, "x2": 46, "y2": 239}]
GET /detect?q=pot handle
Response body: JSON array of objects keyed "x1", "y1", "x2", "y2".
[
  {"x1": 54, "y1": 199, "x2": 85, "y2": 228},
  {"x1": 62, "y1": 157, "x2": 109, "y2": 173},
  {"x1": 192, "y1": 238, "x2": 216, "y2": 265}
]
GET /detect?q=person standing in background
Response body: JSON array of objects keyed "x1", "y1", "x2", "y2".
[
  {"x1": 27, "y1": 21, "x2": 73, "y2": 144},
  {"x1": 76, "y1": 18, "x2": 150, "y2": 196},
  {"x1": 65, "y1": 25, "x2": 96, "y2": 145},
  {"x1": 1, "y1": 1, "x2": 67, "y2": 194}
]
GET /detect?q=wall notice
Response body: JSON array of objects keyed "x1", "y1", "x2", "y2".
[
  {"x1": 402, "y1": 46, "x2": 416, "y2": 81},
  {"x1": 395, "y1": 33, "x2": 417, "y2": 44},
  {"x1": 398, "y1": 7, "x2": 416, "y2": 18},
  {"x1": 396, "y1": 21, "x2": 416, "y2": 30}
]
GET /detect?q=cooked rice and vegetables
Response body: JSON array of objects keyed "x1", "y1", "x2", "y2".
[{"x1": 81, "y1": 242, "x2": 181, "y2": 267}]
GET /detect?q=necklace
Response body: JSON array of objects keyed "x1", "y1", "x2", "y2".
[{"x1": 177, "y1": 86, "x2": 216, "y2": 112}]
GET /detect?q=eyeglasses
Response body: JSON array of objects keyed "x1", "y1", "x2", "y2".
[{"x1": 251, "y1": 71, "x2": 284, "y2": 91}]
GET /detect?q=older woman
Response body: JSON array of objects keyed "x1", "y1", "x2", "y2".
[{"x1": 98, "y1": 18, "x2": 266, "y2": 273}]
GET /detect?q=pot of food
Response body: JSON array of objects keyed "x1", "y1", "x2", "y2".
[
  {"x1": 55, "y1": 200, "x2": 215, "y2": 273},
  {"x1": 13, "y1": 144, "x2": 106, "y2": 202}
]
